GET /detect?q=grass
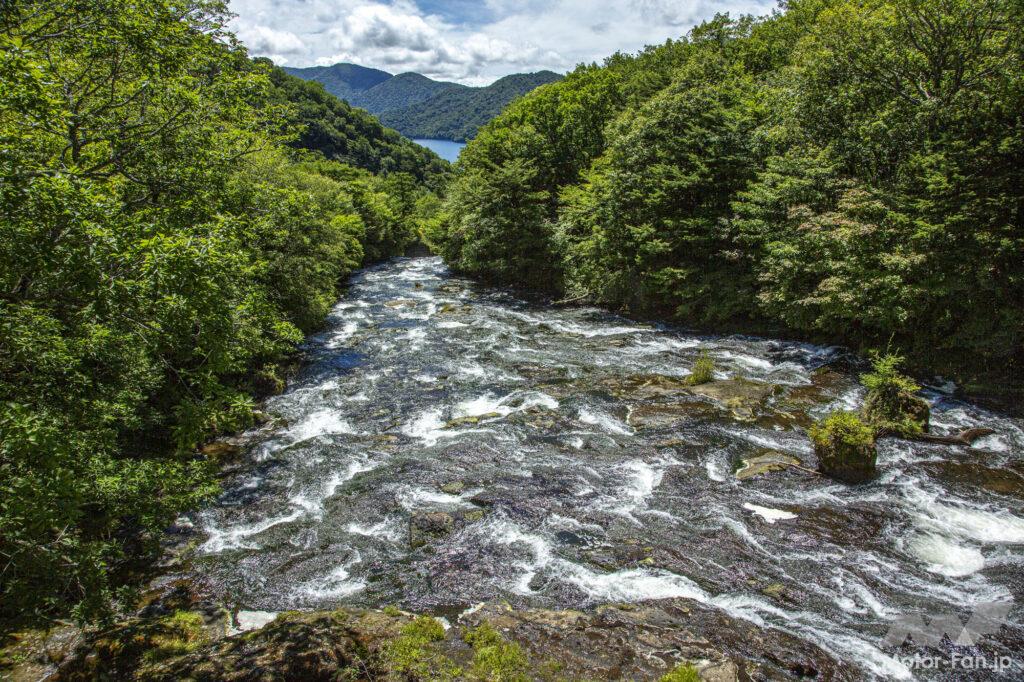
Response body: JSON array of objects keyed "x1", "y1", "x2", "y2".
[
  {"x1": 660, "y1": 663, "x2": 701, "y2": 682},
  {"x1": 383, "y1": 616, "x2": 460, "y2": 680},
  {"x1": 465, "y1": 623, "x2": 530, "y2": 681}
]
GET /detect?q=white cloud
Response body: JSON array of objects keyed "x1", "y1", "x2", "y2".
[{"x1": 227, "y1": 0, "x2": 778, "y2": 83}]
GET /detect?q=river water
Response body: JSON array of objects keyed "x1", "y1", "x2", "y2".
[{"x1": 193, "y1": 257, "x2": 1024, "y2": 680}]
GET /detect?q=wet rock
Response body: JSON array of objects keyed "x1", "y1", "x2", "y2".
[
  {"x1": 200, "y1": 441, "x2": 241, "y2": 462},
  {"x1": 627, "y1": 402, "x2": 717, "y2": 429},
  {"x1": 685, "y1": 378, "x2": 779, "y2": 407},
  {"x1": 440, "y1": 481, "x2": 465, "y2": 495},
  {"x1": 0, "y1": 624, "x2": 83, "y2": 682},
  {"x1": 408, "y1": 509, "x2": 486, "y2": 549},
  {"x1": 459, "y1": 599, "x2": 848, "y2": 681},
  {"x1": 604, "y1": 374, "x2": 693, "y2": 400},
  {"x1": 384, "y1": 299, "x2": 418, "y2": 308},
  {"x1": 815, "y1": 437, "x2": 876, "y2": 484},
  {"x1": 923, "y1": 459, "x2": 1024, "y2": 498},
  {"x1": 56, "y1": 596, "x2": 850, "y2": 682},
  {"x1": 446, "y1": 411, "x2": 502, "y2": 428},
  {"x1": 734, "y1": 451, "x2": 803, "y2": 480}
]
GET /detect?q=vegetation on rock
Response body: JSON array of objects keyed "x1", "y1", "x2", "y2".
[
  {"x1": 686, "y1": 351, "x2": 716, "y2": 386},
  {"x1": 659, "y1": 664, "x2": 701, "y2": 682},
  {"x1": 810, "y1": 411, "x2": 878, "y2": 483},
  {"x1": 861, "y1": 353, "x2": 930, "y2": 436}
]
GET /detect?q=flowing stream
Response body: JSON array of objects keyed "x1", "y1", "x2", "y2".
[{"x1": 193, "y1": 257, "x2": 1024, "y2": 679}]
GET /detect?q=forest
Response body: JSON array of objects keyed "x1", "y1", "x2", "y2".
[
  {"x1": 430, "y1": 0, "x2": 1023, "y2": 396},
  {"x1": 0, "y1": 0, "x2": 445, "y2": 622}
]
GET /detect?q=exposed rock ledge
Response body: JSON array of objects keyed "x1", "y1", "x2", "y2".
[{"x1": 47, "y1": 597, "x2": 848, "y2": 681}]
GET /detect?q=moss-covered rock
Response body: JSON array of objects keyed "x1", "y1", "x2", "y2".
[
  {"x1": 810, "y1": 411, "x2": 878, "y2": 484},
  {"x1": 408, "y1": 509, "x2": 486, "y2": 549}
]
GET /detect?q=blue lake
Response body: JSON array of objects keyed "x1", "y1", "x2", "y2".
[{"x1": 412, "y1": 138, "x2": 466, "y2": 163}]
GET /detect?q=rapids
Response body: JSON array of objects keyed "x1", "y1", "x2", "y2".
[{"x1": 193, "y1": 257, "x2": 1024, "y2": 680}]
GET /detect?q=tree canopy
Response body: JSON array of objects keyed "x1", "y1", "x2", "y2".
[
  {"x1": 0, "y1": 0, "x2": 444, "y2": 622},
  {"x1": 432, "y1": 0, "x2": 1024, "y2": 389}
]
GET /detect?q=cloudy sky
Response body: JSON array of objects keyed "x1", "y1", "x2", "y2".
[{"x1": 230, "y1": 0, "x2": 779, "y2": 85}]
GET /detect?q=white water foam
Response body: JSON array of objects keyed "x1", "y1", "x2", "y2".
[
  {"x1": 228, "y1": 611, "x2": 278, "y2": 635},
  {"x1": 299, "y1": 554, "x2": 366, "y2": 601},
  {"x1": 453, "y1": 391, "x2": 558, "y2": 419},
  {"x1": 906, "y1": 533, "x2": 986, "y2": 577},
  {"x1": 288, "y1": 409, "x2": 357, "y2": 443},
  {"x1": 201, "y1": 507, "x2": 304, "y2": 553},
  {"x1": 604, "y1": 460, "x2": 665, "y2": 522},
  {"x1": 490, "y1": 521, "x2": 706, "y2": 602},
  {"x1": 578, "y1": 408, "x2": 633, "y2": 435},
  {"x1": 325, "y1": 321, "x2": 359, "y2": 349},
  {"x1": 347, "y1": 517, "x2": 404, "y2": 543},
  {"x1": 743, "y1": 503, "x2": 798, "y2": 524}
]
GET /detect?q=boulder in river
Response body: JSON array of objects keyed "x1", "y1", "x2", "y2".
[
  {"x1": 810, "y1": 411, "x2": 877, "y2": 484},
  {"x1": 408, "y1": 509, "x2": 486, "y2": 549},
  {"x1": 685, "y1": 378, "x2": 780, "y2": 406},
  {"x1": 734, "y1": 451, "x2": 803, "y2": 480}
]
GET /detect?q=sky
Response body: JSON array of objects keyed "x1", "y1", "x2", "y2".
[{"x1": 229, "y1": 0, "x2": 779, "y2": 85}]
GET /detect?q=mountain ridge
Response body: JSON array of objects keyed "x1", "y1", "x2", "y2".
[{"x1": 283, "y1": 62, "x2": 562, "y2": 142}]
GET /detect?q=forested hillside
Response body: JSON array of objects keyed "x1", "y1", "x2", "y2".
[
  {"x1": 264, "y1": 63, "x2": 448, "y2": 182},
  {"x1": 379, "y1": 71, "x2": 564, "y2": 142},
  {"x1": 280, "y1": 62, "x2": 392, "y2": 102},
  {"x1": 0, "y1": 0, "x2": 444, "y2": 621},
  {"x1": 285, "y1": 62, "x2": 562, "y2": 141},
  {"x1": 431, "y1": 0, "x2": 1024, "y2": 391}
]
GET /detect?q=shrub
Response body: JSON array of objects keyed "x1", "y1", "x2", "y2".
[
  {"x1": 384, "y1": 616, "x2": 458, "y2": 680},
  {"x1": 687, "y1": 351, "x2": 716, "y2": 386},
  {"x1": 861, "y1": 352, "x2": 929, "y2": 436},
  {"x1": 810, "y1": 411, "x2": 876, "y2": 448}
]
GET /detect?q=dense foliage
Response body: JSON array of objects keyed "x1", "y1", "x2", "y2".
[
  {"x1": 433, "y1": 0, "x2": 1024, "y2": 388},
  {"x1": 286, "y1": 62, "x2": 563, "y2": 142},
  {"x1": 353, "y1": 72, "x2": 466, "y2": 116},
  {"x1": 0, "y1": 0, "x2": 442, "y2": 622}
]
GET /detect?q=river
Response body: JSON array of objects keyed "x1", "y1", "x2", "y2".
[{"x1": 193, "y1": 257, "x2": 1024, "y2": 680}]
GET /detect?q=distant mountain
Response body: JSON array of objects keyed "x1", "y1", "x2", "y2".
[
  {"x1": 380, "y1": 72, "x2": 563, "y2": 142},
  {"x1": 283, "y1": 63, "x2": 392, "y2": 103},
  {"x1": 283, "y1": 63, "x2": 562, "y2": 142},
  {"x1": 263, "y1": 62, "x2": 448, "y2": 181}
]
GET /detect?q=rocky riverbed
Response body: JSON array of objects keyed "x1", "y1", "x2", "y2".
[{"x1": 12, "y1": 257, "x2": 1023, "y2": 681}]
